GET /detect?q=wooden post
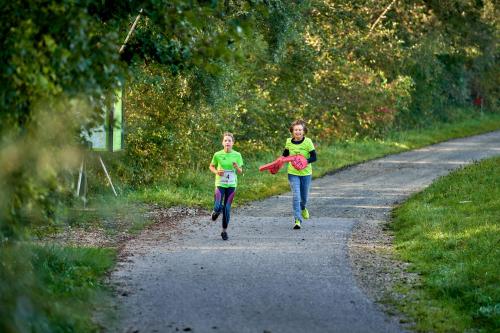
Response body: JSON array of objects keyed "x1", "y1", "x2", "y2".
[{"x1": 99, "y1": 156, "x2": 118, "y2": 197}]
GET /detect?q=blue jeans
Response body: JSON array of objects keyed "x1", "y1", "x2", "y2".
[{"x1": 288, "y1": 174, "x2": 312, "y2": 222}]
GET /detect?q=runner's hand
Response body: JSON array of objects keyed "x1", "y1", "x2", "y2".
[{"x1": 217, "y1": 170, "x2": 225, "y2": 176}]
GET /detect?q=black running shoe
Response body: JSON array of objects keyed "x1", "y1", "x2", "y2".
[
  {"x1": 221, "y1": 231, "x2": 228, "y2": 240},
  {"x1": 211, "y1": 210, "x2": 220, "y2": 221}
]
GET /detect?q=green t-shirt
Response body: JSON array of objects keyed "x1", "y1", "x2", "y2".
[
  {"x1": 210, "y1": 149, "x2": 244, "y2": 188},
  {"x1": 285, "y1": 137, "x2": 314, "y2": 176}
]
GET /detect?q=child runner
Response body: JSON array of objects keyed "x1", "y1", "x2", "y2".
[
  {"x1": 283, "y1": 119, "x2": 317, "y2": 229},
  {"x1": 209, "y1": 132, "x2": 244, "y2": 240}
]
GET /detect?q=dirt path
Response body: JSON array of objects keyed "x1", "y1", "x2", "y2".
[{"x1": 109, "y1": 130, "x2": 500, "y2": 333}]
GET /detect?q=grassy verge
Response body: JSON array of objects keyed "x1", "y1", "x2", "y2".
[
  {"x1": 391, "y1": 156, "x2": 500, "y2": 332},
  {"x1": 19, "y1": 111, "x2": 497, "y2": 332},
  {"x1": 127, "y1": 112, "x2": 500, "y2": 209},
  {"x1": 0, "y1": 244, "x2": 115, "y2": 332}
]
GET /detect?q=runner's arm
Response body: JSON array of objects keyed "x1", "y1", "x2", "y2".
[
  {"x1": 307, "y1": 150, "x2": 317, "y2": 163},
  {"x1": 232, "y1": 162, "x2": 243, "y2": 174},
  {"x1": 209, "y1": 164, "x2": 224, "y2": 176}
]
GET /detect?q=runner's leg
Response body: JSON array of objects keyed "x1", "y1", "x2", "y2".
[
  {"x1": 222, "y1": 187, "x2": 236, "y2": 229},
  {"x1": 299, "y1": 175, "x2": 312, "y2": 210},
  {"x1": 212, "y1": 187, "x2": 223, "y2": 218},
  {"x1": 288, "y1": 174, "x2": 302, "y2": 222}
]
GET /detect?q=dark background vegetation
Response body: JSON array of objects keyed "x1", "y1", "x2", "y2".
[{"x1": 1, "y1": 0, "x2": 498, "y2": 331}]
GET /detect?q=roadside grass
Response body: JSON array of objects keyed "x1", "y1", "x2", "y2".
[
  {"x1": 0, "y1": 243, "x2": 115, "y2": 332},
  {"x1": 19, "y1": 111, "x2": 498, "y2": 332},
  {"x1": 128, "y1": 112, "x2": 500, "y2": 210},
  {"x1": 60, "y1": 198, "x2": 150, "y2": 235},
  {"x1": 391, "y1": 156, "x2": 500, "y2": 332}
]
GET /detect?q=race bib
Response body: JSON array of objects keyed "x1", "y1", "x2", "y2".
[{"x1": 219, "y1": 170, "x2": 236, "y2": 185}]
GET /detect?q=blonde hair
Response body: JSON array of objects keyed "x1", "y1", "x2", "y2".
[
  {"x1": 223, "y1": 132, "x2": 234, "y2": 141},
  {"x1": 289, "y1": 119, "x2": 308, "y2": 135}
]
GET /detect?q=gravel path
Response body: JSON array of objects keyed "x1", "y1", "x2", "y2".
[{"x1": 110, "y1": 130, "x2": 500, "y2": 333}]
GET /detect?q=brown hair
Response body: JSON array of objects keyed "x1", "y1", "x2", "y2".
[
  {"x1": 289, "y1": 119, "x2": 308, "y2": 135},
  {"x1": 223, "y1": 132, "x2": 234, "y2": 141}
]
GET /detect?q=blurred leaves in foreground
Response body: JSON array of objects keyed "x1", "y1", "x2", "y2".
[{"x1": 0, "y1": 0, "x2": 499, "y2": 331}]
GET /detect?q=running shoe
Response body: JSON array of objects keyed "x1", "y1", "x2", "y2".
[
  {"x1": 221, "y1": 231, "x2": 228, "y2": 240},
  {"x1": 211, "y1": 210, "x2": 220, "y2": 221},
  {"x1": 301, "y1": 208, "x2": 310, "y2": 220},
  {"x1": 293, "y1": 219, "x2": 301, "y2": 230}
]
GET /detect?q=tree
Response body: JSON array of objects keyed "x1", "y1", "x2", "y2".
[{"x1": 0, "y1": 0, "x2": 260, "y2": 239}]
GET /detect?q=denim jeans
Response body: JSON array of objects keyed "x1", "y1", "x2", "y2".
[{"x1": 287, "y1": 174, "x2": 312, "y2": 222}]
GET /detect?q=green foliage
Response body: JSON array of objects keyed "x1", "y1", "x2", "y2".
[
  {"x1": 0, "y1": 1, "x2": 124, "y2": 133},
  {"x1": 128, "y1": 113, "x2": 500, "y2": 209},
  {"x1": 1, "y1": 0, "x2": 265, "y2": 241},
  {"x1": 2, "y1": 0, "x2": 498, "y2": 229},
  {"x1": 1, "y1": 2, "x2": 262, "y2": 330},
  {"x1": 0, "y1": 102, "x2": 86, "y2": 242},
  {"x1": 392, "y1": 156, "x2": 500, "y2": 332},
  {"x1": 119, "y1": 0, "x2": 499, "y2": 187},
  {"x1": 0, "y1": 244, "x2": 115, "y2": 333},
  {"x1": 1, "y1": 0, "x2": 499, "y2": 331}
]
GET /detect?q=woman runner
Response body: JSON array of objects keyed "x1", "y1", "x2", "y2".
[{"x1": 282, "y1": 119, "x2": 317, "y2": 229}]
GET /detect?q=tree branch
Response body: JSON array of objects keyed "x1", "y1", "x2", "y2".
[
  {"x1": 119, "y1": 8, "x2": 144, "y2": 54},
  {"x1": 368, "y1": 0, "x2": 397, "y2": 37}
]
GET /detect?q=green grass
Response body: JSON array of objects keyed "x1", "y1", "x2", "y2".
[
  {"x1": 127, "y1": 113, "x2": 500, "y2": 210},
  {"x1": 62, "y1": 197, "x2": 150, "y2": 235},
  {"x1": 11, "y1": 111, "x2": 497, "y2": 333},
  {"x1": 0, "y1": 244, "x2": 116, "y2": 333},
  {"x1": 391, "y1": 156, "x2": 500, "y2": 332}
]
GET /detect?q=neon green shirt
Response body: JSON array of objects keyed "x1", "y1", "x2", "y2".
[
  {"x1": 285, "y1": 137, "x2": 314, "y2": 176},
  {"x1": 210, "y1": 149, "x2": 244, "y2": 188}
]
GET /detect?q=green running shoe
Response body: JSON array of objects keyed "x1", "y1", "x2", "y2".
[
  {"x1": 301, "y1": 208, "x2": 309, "y2": 220},
  {"x1": 293, "y1": 219, "x2": 301, "y2": 230}
]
